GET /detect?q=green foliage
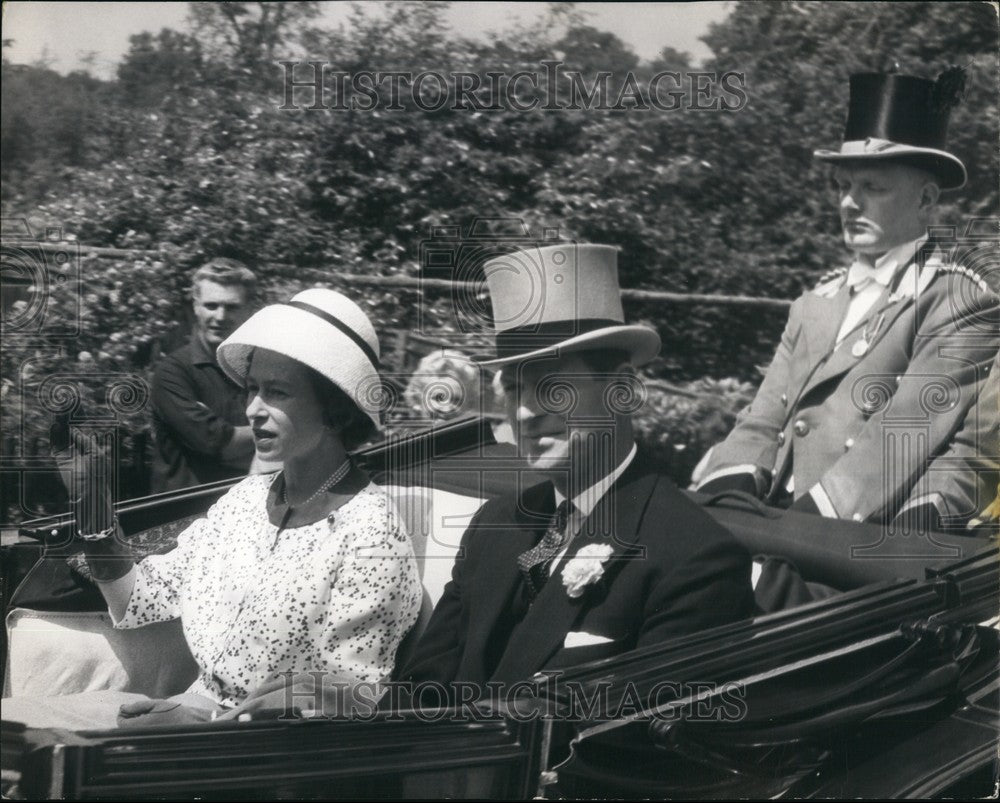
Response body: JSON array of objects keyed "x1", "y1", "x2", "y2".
[
  {"x1": 632, "y1": 377, "x2": 756, "y2": 482},
  {"x1": 117, "y1": 29, "x2": 204, "y2": 108},
  {"x1": 186, "y1": 1, "x2": 321, "y2": 69},
  {"x1": 1, "y1": 1, "x2": 997, "y2": 515},
  {"x1": 0, "y1": 65, "x2": 111, "y2": 185}
]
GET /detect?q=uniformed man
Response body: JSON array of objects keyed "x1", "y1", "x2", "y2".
[{"x1": 697, "y1": 69, "x2": 999, "y2": 532}]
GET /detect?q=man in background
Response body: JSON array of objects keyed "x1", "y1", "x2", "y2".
[{"x1": 151, "y1": 258, "x2": 259, "y2": 492}]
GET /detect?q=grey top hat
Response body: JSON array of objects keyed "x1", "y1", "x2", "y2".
[{"x1": 476, "y1": 243, "x2": 660, "y2": 367}]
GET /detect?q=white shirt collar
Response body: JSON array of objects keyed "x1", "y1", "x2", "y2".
[
  {"x1": 846, "y1": 236, "x2": 926, "y2": 289},
  {"x1": 553, "y1": 442, "x2": 638, "y2": 518}
]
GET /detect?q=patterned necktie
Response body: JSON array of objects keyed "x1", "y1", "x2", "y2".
[{"x1": 517, "y1": 500, "x2": 572, "y2": 599}]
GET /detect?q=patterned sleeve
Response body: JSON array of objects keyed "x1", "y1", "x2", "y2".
[
  {"x1": 111, "y1": 480, "x2": 247, "y2": 629},
  {"x1": 318, "y1": 491, "x2": 422, "y2": 685}
]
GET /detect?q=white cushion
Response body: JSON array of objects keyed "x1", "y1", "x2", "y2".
[
  {"x1": 4, "y1": 487, "x2": 484, "y2": 700},
  {"x1": 384, "y1": 485, "x2": 485, "y2": 608},
  {"x1": 3, "y1": 608, "x2": 197, "y2": 699}
]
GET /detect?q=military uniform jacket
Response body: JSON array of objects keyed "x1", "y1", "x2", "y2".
[{"x1": 702, "y1": 244, "x2": 998, "y2": 524}]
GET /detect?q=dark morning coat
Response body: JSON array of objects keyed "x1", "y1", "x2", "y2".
[{"x1": 397, "y1": 452, "x2": 755, "y2": 700}]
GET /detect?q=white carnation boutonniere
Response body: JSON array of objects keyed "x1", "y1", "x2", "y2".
[{"x1": 561, "y1": 544, "x2": 614, "y2": 599}]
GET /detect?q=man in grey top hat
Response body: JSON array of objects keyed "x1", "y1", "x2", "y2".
[
  {"x1": 396, "y1": 244, "x2": 755, "y2": 706},
  {"x1": 697, "y1": 68, "x2": 998, "y2": 532}
]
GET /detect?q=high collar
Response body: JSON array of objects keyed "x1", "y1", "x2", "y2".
[
  {"x1": 190, "y1": 331, "x2": 219, "y2": 366},
  {"x1": 846, "y1": 236, "x2": 926, "y2": 290},
  {"x1": 553, "y1": 442, "x2": 638, "y2": 518}
]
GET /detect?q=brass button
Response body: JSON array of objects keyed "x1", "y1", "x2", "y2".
[
  {"x1": 793, "y1": 419, "x2": 809, "y2": 437},
  {"x1": 895, "y1": 375, "x2": 902, "y2": 385},
  {"x1": 777, "y1": 431, "x2": 786, "y2": 446},
  {"x1": 780, "y1": 393, "x2": 788, "y2": 407},
  {"x1": 852, "y1": 513, "x2": 863, "y2": 522},
  {"x1": 844, "y1": 437, "x2": 855, "y2": 450}
]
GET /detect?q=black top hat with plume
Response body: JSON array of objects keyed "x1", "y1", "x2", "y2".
[{"x1": 814, "y1": 67, "x2": 967, "y2": 189}]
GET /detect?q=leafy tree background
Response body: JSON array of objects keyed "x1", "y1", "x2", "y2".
[{"x1": 1, "y1": 1, "x2": 997, "y2": 520}]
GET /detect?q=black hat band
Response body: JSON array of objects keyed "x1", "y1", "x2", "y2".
[
  {"x1": 494, "y1": 318, "x2": 622, "y2": 358},
  {"x1": 281, "y1": 300, "x2": 379, "y2": 370}
]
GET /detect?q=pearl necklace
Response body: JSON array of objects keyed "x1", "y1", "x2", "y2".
[{"x1": 281, "y1": 458, "x2": 352, "y2": 508}]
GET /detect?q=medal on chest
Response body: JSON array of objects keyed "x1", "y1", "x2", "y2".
[{"x1": 852, "y1": 312, "x2": 885, "y2": 358}]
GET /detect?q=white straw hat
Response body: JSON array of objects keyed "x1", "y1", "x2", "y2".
[{"x1": 216, "y1": 288, "x2": 382, "y2": 428}]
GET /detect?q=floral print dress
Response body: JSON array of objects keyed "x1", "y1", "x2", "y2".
[{"x1": 113, "y1": 474, "x2": 422, "y2": 707}]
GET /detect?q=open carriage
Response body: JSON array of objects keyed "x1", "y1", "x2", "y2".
[{"x1": 2, "y1": 417, "x2": 997, "y2": 799}]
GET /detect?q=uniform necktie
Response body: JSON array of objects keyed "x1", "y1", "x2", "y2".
[
  {"x1": 837, "y1": 256, "x2": 894, "y2": 346},
  {"x1": 845, "y1": 257, "x2": 880, "y2": 293},
  {"x1": 517, "y1": 500, "x2": 572, "y2": 599}
]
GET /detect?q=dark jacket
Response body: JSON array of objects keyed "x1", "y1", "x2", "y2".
[
  {"x1": 151, "y1": 335, "x2": 249, "y2": 492},
  {"x1": 398, "y1": 453, "x2": 754, "y2": 703}
]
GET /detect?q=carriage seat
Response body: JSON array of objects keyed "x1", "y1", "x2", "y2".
[{"x1": 2, "y1": 486, "x2": 485, "y2": 699}]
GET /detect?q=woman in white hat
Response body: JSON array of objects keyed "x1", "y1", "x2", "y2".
[{"x1": 12, "y1": 289, "x2": 422, "y2": 729}]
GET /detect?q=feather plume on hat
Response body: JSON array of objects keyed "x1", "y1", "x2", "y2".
[{"x1": 930, "y1": 65, "x2": 967, "y2": 112}]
